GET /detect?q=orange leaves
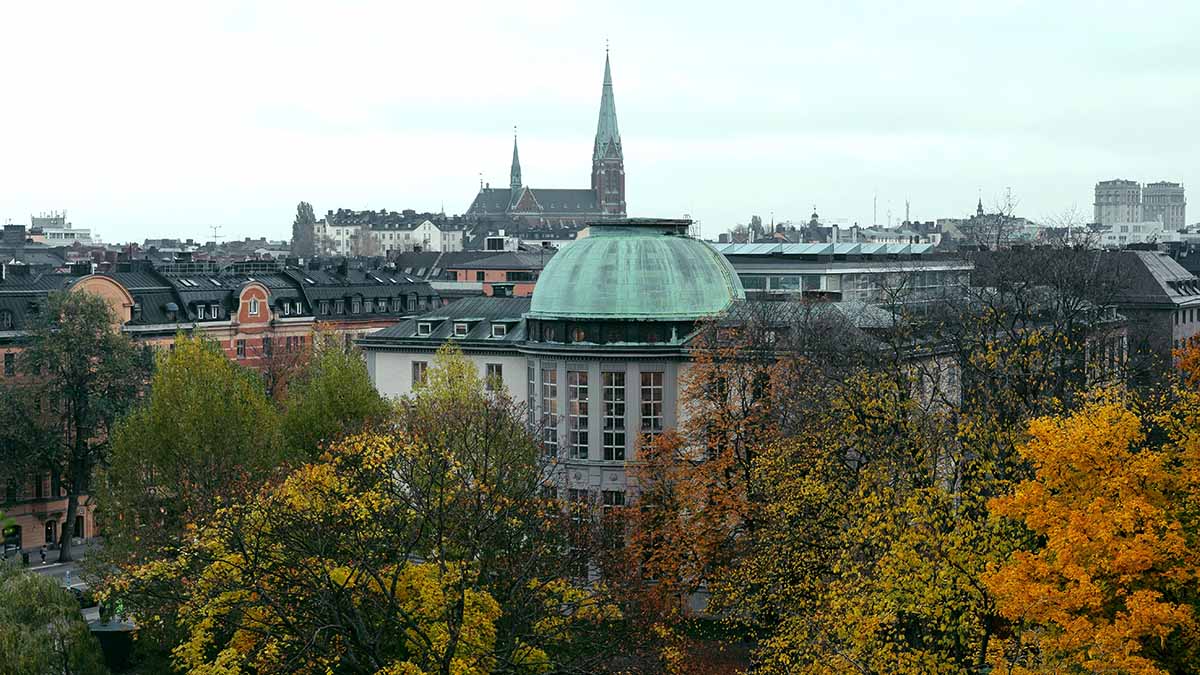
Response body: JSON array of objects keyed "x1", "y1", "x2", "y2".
[{"x1": 985, "y1": 392, "x2": 1200, "y2": 673}]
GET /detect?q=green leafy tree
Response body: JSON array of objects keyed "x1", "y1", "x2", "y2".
[
  {"x1": 20, "y1": 290, "x2": 145, "y2": 562},
  {"x1": 281, "y1": 331, "x2": 391, "y2": 458},
  {"x1": 98, "y1": 334, "x2": 287, "y2": 560},
  {"x1": 0, "y1": 561, "x2": 109, "y2": 675},
  {"x1": 114, "y1": 344, "x2": 621, "y2": 674}
]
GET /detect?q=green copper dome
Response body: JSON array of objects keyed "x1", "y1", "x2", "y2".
[{"x1": 528, "y1": 219, "x2": 745, "y2": 321}]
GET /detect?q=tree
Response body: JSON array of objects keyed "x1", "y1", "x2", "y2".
[
  {"x1": 291, "y1": 201, "x2": 316, "y2": 258},
  {"x1": 0, "y1": 561, "x2": 109, "y2": 675},
  {"x1": 281, "y1": 331, "x2": 391, "y2": 458},
  {"x1": 985, "y1": 391, "x2": 1200, "y2": 674},
  {"x1": 112, "y1": 345, "x2": 621, "y2": 674},
  {"x1": 20, "y1": 290, "x2": 145, "y2": 562},
  {"x1": 98, "y1": 335, "x2": 287, "y2": 560}
]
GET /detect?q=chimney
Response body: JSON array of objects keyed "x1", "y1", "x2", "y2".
[
  {"x1": 831, "y1": 224, "x2": 840, "y2": 244},
  {"x1": 70, "y1": 261, "x2": 94, "y2": 276}
]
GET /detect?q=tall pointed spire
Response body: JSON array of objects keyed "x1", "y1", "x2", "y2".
[
  {"x1": 510, "y1": 126, "x2": 522, "y2": 193},
  {"x1": 593, "y1": 50, "x2": 622, "y2": 162}
]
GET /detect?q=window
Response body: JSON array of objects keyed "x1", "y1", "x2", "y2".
[
  {"x1": 412, "y1": 360, "x2": 428, "y2": 386},
  {"x1": 391, "y1": 298, "x2": 402, "y2": 313},
  {"x1": 417, "y1": 322, "x2": 432, "y2": 337},
  {"x1": 236, "y1": 339, "x2": 246, "y2": 358},
  {"x1": 602, "y1": 490, "x2": 625, "y2": 509},
  {"x1": 0, "y1": 310, "x2": 13, "y2": 330},
  {"x1": 3, "y1": 352, "x2": 13, "y2": 377},
  {"x1": 567, "y1": 370, "x2": 589, "y2": 459},
  {"x1": 319, "y1": 300, "x2": 329, "y2": 315},
  {"x1": 528, "y1": 362, "x2": 536, "y2": 426},
  {"x1": 485, "y1": 363, "x2": 503, "y2": 391},
  {"x1": 453, "y1": 323, "x2": 469, "y2": 337},
  {"x1": 491, "y1": 323, "x2": 507, "y2": 338},
  {"x1": 476, "y1": 271, "x2": 485, "y2": 282},
  {"x1": 541, "y1": 367, "x2": 559, "y2": 456},
  {"x1": 263, "y1": 336, "x2": 272, "y2": 356},
  {"x1": 334, "y1": 299, "x2": 345, "y2": 314},
  {"x1": 196, "y1": 304, "x2": 206, "y2": 319},
  {"x1": 281, "y1": 302, "x2": 290, "y2": 316},
  {"x1": 363, "y1": 299, "x2": 373, "y2": 314},
  {"x1": 351, "y1": 298, "x2": 362, "y2": 314},
  {"x1": 211, "y1": 305, "x2": 221, "y2": 319},
  {"x1": 568, "y1": 488, "x2": 588, "y2": 503},
  {"x1": 248, "y1": 297, "x2": 261, "y2": 314},
  {"x1": 294, "y1": 301, "x2": 303, "y2": 315},
  {"x1": 640, "y1": 371, "x2": 664, "y2": 434},
  {"x1": 603, "y1": 372, "x2": 626, "y2": 460}
]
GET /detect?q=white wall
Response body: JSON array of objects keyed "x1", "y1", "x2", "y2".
[{"x1": 368, "y1": 349, "x2": 526, "y2": 400}]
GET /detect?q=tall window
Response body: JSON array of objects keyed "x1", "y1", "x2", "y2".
[
  {"x1": 527, "y1": 362, "x2": 536, "y2": 426},
  {"x1": 485, "y1": 363, "x2": 503, "y2": 391},
  {"x1": 567, "y1": 370, "x2": 589, "y2": 460},
  {"x1": 541, "y1": 367, "x2": 559, "y2": 457},
  {"x1": 248, "y1": 298, "x2": 259, "y2": 316},
  {"x1": 262, "y1": 336, "x2": 272, "y2": 356},
  {"x1": 640, "y1": 371, "x2": 664, "y2": 434},
  {"x1": 235, "y1": 339, "x2": 246, "y2": 358},
  {"x1": 3, "y1": 352, "x2": 13, "y2": 377},
  {"x1": 412, "y1": 361, "x2": 428, "y2": 387},
  {"x1": 603, "y1": 372, "x2": 626, "y2": 460}
]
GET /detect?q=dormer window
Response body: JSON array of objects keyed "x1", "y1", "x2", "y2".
[
  {"x1": 453, "y1": 323, "x2": 469, "y2": 337},
  {"x1": 248, "y1": 298, "x2": 260, "y2": 316},
  {"x1": 491, "y1": 323, "x2": 507, "y2": 338},
  {"x1": 417, "y1": 322, "x2": 432, "y2": 337},
  {"x1": 196, "y1": 304, "x2": 206, "y2": 320},
  {"x1": 319, "y1": 300, "x2": 329, "y2": 315},
  {"x1": 0, "y1": 310, "x2": 12, "y2": 330},
  {"x1": 293, "y1": 301, "x2": 302, "y2": 315},
  {"x1": 335, "y1": 299, "x2": 345, "y2": 314},
  {"x1": 352, "y1": 298, "x2": 362, "y2": 314}
]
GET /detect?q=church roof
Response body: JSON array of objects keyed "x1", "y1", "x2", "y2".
[{"x1": 467, "y1": 187, "x2": 599, "y2": 215}]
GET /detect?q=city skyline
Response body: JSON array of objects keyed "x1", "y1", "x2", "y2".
[{"x1": 2, "y1": 1, "x2": 1197, "y2": 243}]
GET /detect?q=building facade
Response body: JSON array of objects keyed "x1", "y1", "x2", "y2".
[
  {"x1": 361, "y1": 219, "x2": 743, "y2": 502},
  {"x1": 0, "y1": 257, "x2": 440, "y2": 555},
  {"x1": 464, "y1": 53, "x2": 627, "y2": 237},
  {"x1": 1095, "y1": 179, "x2": 1144, "y2": 225},
  {"x1": 712, "y1": 241, "x2": 972, "y2": 306},
  {"x1": 1142, "y1": 181, "x2": 1187, "y2": 230}
]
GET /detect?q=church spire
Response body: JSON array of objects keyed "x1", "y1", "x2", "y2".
[
  {"x1": 593, "y1": 51, "x2": 622, "y2": 162},
  {"x1": 510, "y1": 126, "x2": 522, "y2": 192}
]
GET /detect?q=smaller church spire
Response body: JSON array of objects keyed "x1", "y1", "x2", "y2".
[{"x1": 510, "y1": 126, "x2": 522, "y2": 192}]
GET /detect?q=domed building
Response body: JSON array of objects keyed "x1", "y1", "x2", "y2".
[{"x1": 361, "y1": 218, "x2": 745, "y2": 497}]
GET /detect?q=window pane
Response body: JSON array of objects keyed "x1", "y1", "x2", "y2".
[
  {"x1": 567, "y1": 370, "x2": 589, "y2": 459},
  {"x1": 603, "y1": 371, "x2": 626, "y2": 460},
  {"x1": 541, "y1": 367, "x2": 558, "y2": 457},
  {"x1": 640, "y1": 371, "x2": 663, "y2": 433}
]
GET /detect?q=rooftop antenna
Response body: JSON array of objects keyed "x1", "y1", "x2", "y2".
[
  {"x1": 905, "y1": 199, "x2": 910, "y2": 224},
  {"x1": 479, "y1": 172, "x2": 483, "y2": 190},
  {"x1": 873, "y1": 190, "x2": 878, "y2": 227},
  {"x1": 210, "y1": 224, "x2": 223, "y2": 243}
]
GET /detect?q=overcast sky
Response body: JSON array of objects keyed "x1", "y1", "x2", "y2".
[{"x1": 2, "y1": 1, "x2": 1197, "y2": 243}]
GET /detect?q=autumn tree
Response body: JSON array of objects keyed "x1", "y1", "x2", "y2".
[
  {"x1": 0, "y1": 561, "x2": 108, "y2": 675},
  {"x1": 18, "y1": 290, "x2": 146, "y2": 562},
  {"x1": 98, "y1": 334, "x2": 287, "y2": 560},
  {"x1": 112, "y1": 344, "x2": 621, "y2": 674},
  {"x1": 985, "y1": 391, "x2": 1200, "y2": 674},
  {"x1": 281, "y1": 330, "x2": 391, "y2": 458}
]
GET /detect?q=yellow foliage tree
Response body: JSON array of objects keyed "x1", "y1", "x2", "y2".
[{"x1": 985, "y1": 391, "x2": 1200, "y2": 674}]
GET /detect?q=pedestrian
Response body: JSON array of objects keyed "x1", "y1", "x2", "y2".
[{"x1": 39, "y1": 545, "x2": 46, "y2": 565}]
